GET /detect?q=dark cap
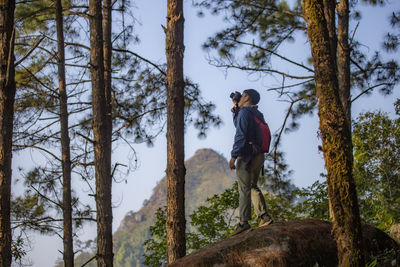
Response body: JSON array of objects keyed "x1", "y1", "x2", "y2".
[{"x1": 243, "y1": 89, "x2": 260, "y2": 104}]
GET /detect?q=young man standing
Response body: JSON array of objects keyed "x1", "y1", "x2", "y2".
[{"x1": 229, "y1": 89, "x2": 273, "y2": 236}]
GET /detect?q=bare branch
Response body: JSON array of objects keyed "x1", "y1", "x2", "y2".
[
  {"x1": 21, "y1": 63, "x2": 59, "y2": 96},
  {"x1": 235, "y1": 40, "x2": 314, "y2": 72},
  {"x1": 267, "y1": 79, "x2": 314, "y2": 92},
  {"x1": 111, "y1": 163, "x2": 128, "y2": 181},
  {"x1": 76, "y1": 132, "x2": 94, "y2": 143},
  {"x1": 81, "y1": 255, "x2": 97, "y2": 267},
  {"x1": 14, "y1": 144, "x2": 62, "y2": 162},
  {"x1": 215, "y1": 63, "x2": 314, "y2": 80},
  {"x1": 113, "y1": 48, "x2": 166, "y2": 76},
  {"x1": 113, "y1": 107, "x2": 165, "y2": 135},
  {"x1": 273, "y1": 94, "x2": 314, "y2": 171},
  {"x1": 65, "y1": 41, "x2": 90, "y2": 51},
  {"x1": 351, "y1": 83, "x2": 393, "y2": 103},
  {"x1": 30, "y1": 185, "x2": 62, "y2": 209},
  {"x1": 15, "y1": 36, "x2": 45, "y2": 67}
]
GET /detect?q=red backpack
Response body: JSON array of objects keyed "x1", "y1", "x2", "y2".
[{"x1": 252, "y1": 115, "x2": 271, "y2": 154}]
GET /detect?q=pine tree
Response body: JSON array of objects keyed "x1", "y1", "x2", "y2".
[
  {"x1": 88, "y1": 0, "x2": 113, "y2": 265},
  {"x1": 55, "y1": 0, "x2": 74, "y2": 265},
  {"x1": 0, "y1": 1, "x2": 16, "y2": 266},
  {"x1": 166, "y1": 0, "x2": 186, "y2": 263}
]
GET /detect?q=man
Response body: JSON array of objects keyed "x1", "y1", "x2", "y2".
[{"x1": 230, "y1": 89, "x2": 273, "y2": 236}]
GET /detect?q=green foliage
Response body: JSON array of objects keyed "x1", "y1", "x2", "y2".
[
  {"x1": 262, "y1": 150, "x2": 297, "y2": 201},
  {"x1": 263, "y1": 191, "x2": 297, "y2": 221},
  {"x1": 11, "y1": 190, "x2": 53, "y2": 234},
  {"x1": 294, "y1": 180, "x2": 329, "y2": 220},
  {"x1": 15, "y1": 0, "x2": 54, "y2": 35},
  {"x1": 11, "y1": 233, "x2": 28, "y2": 266},
  {"x1": 353, "y1": 107, "x2": 400, "y2": 232},
  {"x1": 115, "y1": 241, "x2": 140, "y2": 267},
  {"x1": 384, "y1": 11, "x2": 400, "y2": 52},
  {"x1": 142, "y1": 207, "x2": 167, "y2": 267},
  {"x1": 188, "y1": 182, "x2": 239, "y2": 249}
]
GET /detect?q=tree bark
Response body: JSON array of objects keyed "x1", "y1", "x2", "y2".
[
  {"x1": 322, "y1": 0, "x2": 338, "y2": 220},
  {"x1": 323, "y1": 0, "x2": 337, "y2": 69},
  {"x1": 88, "y1": 1, "x2": 113, "y2": 266},
  {"x1": 337, "y1": 0, "x2": 351, "y2": 127},
  {"x1": 103, "y1": 0, "x2": 112, "y2": 143},
  {"x1": 302, "y1": 0, "x2": 365, "y2": 266},
  {"x1": 55, "y1": 0, "x2": 74, "y2": 266},
  {"x1": 0, "y1": 1, "x2": 16, "y2": 266},
  {"x1": 166, "y1": 0, "x2": 186, "y2": 263}
]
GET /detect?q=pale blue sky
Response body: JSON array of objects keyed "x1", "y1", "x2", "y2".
[{"x1": 13, "y1": 0, "x2": 400, "y2": 266}]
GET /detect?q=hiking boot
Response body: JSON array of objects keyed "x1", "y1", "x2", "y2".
[
  {"x1": 259, "y1": 214, "x2": 273, "y2": 227},
  {"x1": 231, "y1": 222, "x2": 251, "y2": 236}
]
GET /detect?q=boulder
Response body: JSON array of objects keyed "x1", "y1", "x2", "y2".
[
  {"x1": 169, "y1": 219, "x2": 400, "y2": 267},
  {"x1": 391, "y1": 224, "x2": 400, "y2": 244}
]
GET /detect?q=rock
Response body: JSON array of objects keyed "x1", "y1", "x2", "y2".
[
  {"x1": 169, "y1": 219, "x2": 400, "y2": 267},
  {"x1": 391, "y1": 224, "x2": 400, "y2": 244}
]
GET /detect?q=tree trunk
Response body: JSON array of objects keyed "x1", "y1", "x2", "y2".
[
  {"x1": 103, "y1": 0, "x2": 112, "y2": 143},
  {"x1": 0, "y1": 1, "x2": 16, "y2": 266},
  {"x1": 302, "y1": 0, "x2": 365, "y2": 266},
  {"x1": 166, "y1": 0, "x2": 186, "y2": 263},
  {"x1": 88, "y1": 1, "x2": 113, "y2": 266},
  {"x1": 323, "y1": 0, "x2": 337, "y2": 68},
  {"x1": 322, "y1": 0, "x2": 337, "y2": 220},
  {"x1": 55, "y1": 0, "x2": 74, "y2": 266},
  {"x1": 337, "y1": 0, "x2": 351, "y2": 127}
]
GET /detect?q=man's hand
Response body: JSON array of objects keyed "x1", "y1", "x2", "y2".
[
  {"x1": 229, "y1": 157, "x2": 236, "y2": 170},
  {"x1": 231, "y1": 100, "x2": 240, "y2": 114}
]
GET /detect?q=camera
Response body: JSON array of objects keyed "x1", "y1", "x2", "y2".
[{"x1": 230, "y1": 91, "x2": 241, "y2": 103}]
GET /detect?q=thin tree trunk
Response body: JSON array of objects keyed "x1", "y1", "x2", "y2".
[
  {"x1": 88, "y1": 1, "x2": 113, "y2": 266},
  {"x1": 55, "y1": 0, "x2": 74, "y2": 266},
  {"x1": 103, "y1": 0, "x2": 112, "y2": 146},
  {"x1": 302, "y1": 0, "x2": 365, "y2": 266},
  {"x1": 0, "y1": 1, "x2": 16, "y2": 266},
  {"x1": 337, "y1": 0, "x2": 351, "y2": 127},
  {"x1": 166, "y1": 0, "x2": 186, "y2": 263}
]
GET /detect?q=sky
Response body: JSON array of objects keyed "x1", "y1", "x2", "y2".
[{"x1": 12, "y1": 0, "x2": 400, "y2": 266}]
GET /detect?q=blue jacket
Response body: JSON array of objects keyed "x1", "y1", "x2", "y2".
[{"x1": 231, "y1": 106, "x2": 265, "y2": 159}]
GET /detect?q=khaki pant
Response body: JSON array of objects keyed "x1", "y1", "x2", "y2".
[{"x1": 236, "y1": 153, "x2": 267, "y2": 222}]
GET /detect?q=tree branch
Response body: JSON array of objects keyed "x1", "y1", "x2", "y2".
[
  {"x1": 215, "y1": 63, "x2": 314, "y2": 80},
  {"x1": 351, "y1": 83, "x2": 393, "y2": 103},
  {"x1": 235, "y1": 40, "x2": 314, "y2": 72},
  {"x1": 267, "y1": 79, "x2": 314, "y2": 92},
  {"x1": 15, "y1": 36, "x2": 45, "y2": 67},
  {"x1": 14, "y1": 144, "x2": 62, "y2": 162},
  {"x1": 273, "y1": 94, "x2": 314, "y2": 171},
  {"x1": 81, "y1": 255, "x2": 97, "y2": 267},
  {"x1": 30, "y1": 185, "x2": 62, "y2": 209},
  {"x1": 113, "y1": 48, "x2": 166, "y2": 76},
  {"x1": 76, "y1": 132, "x2": 94, "y2": 144}
]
